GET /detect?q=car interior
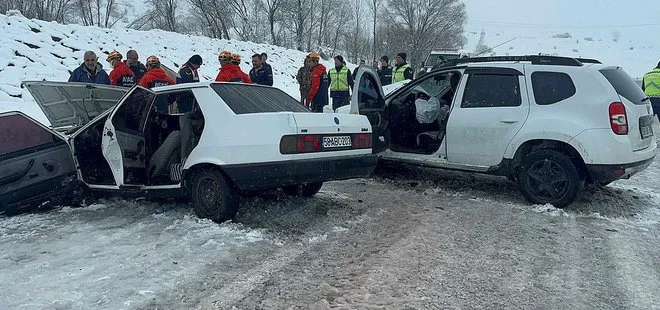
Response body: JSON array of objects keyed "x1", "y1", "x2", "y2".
[
  {"x1": 386, "y1": 71, "x2": 461, "y2": 155},
  {"x1": 73, "y1": 90, "x2": 205, "y2": 187}
]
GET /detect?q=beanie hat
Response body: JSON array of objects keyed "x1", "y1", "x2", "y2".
[
  {"x1": 189, "y1": 54, "x2": 203, "y2": 65},
  {"x1": 380, "y1": 55, "x2": 389, "y2": 63},
  {"x1": 334, "y1": 55, "x2": 344, "y2": 63},
  {"x1": 397, "y1": 53, "x2": 407, "y2": 61}
]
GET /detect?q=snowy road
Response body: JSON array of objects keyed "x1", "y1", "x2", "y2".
[{"x1": 2, "y1": 131, "x2": 660, "y2": 309}]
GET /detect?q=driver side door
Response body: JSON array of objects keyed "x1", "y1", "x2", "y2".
[
  {"x1": 351, "y1": 66, "x2": 388, "y2": 153},
  {"x1": 102, "y1": 86, "x2": 155, "y2": 187}
]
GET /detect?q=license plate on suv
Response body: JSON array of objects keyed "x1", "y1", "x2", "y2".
[
  {"x1": 323, "y1": 136, "x2": 352, "y2": 148},
  {"x1": 639, "y1": 115, "x2": 654, "y2": 139}
]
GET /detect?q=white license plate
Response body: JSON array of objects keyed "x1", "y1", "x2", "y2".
[
  {"x1": 323, "y1": 136, "x2": 352, "y2": 148},
  {"x1": 641, "y1": 125, "x2": 653, "y2": 139}
]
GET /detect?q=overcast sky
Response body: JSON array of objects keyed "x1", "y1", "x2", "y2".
[{"x1": 462, "y1": 0, "x2": 659, "y2": 29}]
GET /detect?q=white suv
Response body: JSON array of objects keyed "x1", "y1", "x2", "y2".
[{"x1": 349, "y1": 55, "x2": 657, "y2": 207}]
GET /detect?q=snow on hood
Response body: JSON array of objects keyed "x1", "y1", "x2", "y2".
[{"x1": 0, "y1": 13, "x2": 340, "y2": 125}]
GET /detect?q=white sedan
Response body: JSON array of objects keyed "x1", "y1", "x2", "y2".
[{"x1": 0, "y1": 81, "x2": 377, "y2": 222}]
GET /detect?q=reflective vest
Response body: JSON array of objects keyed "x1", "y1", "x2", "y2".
[
  {"x1": 643, "y1": 68, "x2": 660, "y2": 97},
  {"x1": 329, "y1": 66, "x2": 350, "y2": 91},
  {"x1": 392, "y1": 63, "x2": 411, "y2": 83}
]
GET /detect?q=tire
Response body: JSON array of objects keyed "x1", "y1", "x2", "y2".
[
  {"x1": 282, "y1": 182, "x2": 324, "y2": 197},
  {"x1": 516, "y1": 149, "x2": 584, "y2": 208},
  {"x1": 190, "y1": 169, "x2": 239, "y2": 223}
]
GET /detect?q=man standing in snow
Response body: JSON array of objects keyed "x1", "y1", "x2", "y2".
[
  {"x1": 258, "y1": 53, "x2": 274, "y2": 86},
  {"x1": 250, "y1": 54, "x2": 274, "y2": 86},
  {"x1": 177, "y1": 55, "x2": 203, "y2": 84},
  {"x1": 295, "y1": 56, "x2": 311, "y2": 105},
  {"x1": 392, "y1": 52, "x2": 414, "y2": 83},
  {"x1": 215, "y1": 51, "x2": 252, "y2": 83},
  {"x1": 378, "y1": 56, "x2": 392, "y2": 86},
  {"x1": 106, "y1": 50, "x2": 135, "y2": 87},
  {"x1": 642, "y1": 61, "x2": 660, "y2": 122},
  {"x1": 68, "y1": 51, "x2": 110, "y2": 85},
  {"x1": 328, "y1": 55, "x2": 354, "y2": 110},
  {"x1": 306, "y1": 52, "x2": 329, "y2": 112},
  {"x1": 139, "y1": 56, "x2": 176, "y2": 89},
  {"x1": 124, "y1": 50, "x2": 147, "y2": 83}
]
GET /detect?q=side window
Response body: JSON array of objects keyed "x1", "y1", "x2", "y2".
[
  {"x1": 0, "y1": 114, "x2": 58, "y2": 157},
  {"x1": 357, "y1": 72, "x2": 385, "y2": 110},
  {"x1": 112, "y1": 88, "x2": 155, "y2": 134},
  {"x1": 153, "y1": 90, "x2": 198, "y2": 114},
  {"x1": 531, "y1": 72, "x2": 576, "y2": 105},
  {"x1": 461, "y1": 74, "x2": 521, "y2": 108}
]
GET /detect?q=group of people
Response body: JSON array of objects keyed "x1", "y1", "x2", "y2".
[
  {"x1": 295, "y1": 51, "x2": 415, "y2": 112},
  {"x1": 68, "y1": 49, "x2": 275, "y2": 89}
]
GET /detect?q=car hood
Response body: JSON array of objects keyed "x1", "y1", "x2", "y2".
[{"x1": 22, "y1": 81, "x2": 129, "y2": 130}]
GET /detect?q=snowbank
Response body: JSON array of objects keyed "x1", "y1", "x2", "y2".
[{"x1": 0, "y1": 13, "x2": 339, "y2": 125}]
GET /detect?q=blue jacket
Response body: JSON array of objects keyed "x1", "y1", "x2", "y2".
[
  {"x1": 68, "y1": 64, "x2": 110, "y2": 84},
  {"x1": 249, "y1": 64, "x2": 274, "y2": 86}
]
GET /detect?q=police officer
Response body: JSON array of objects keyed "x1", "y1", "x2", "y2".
[
  {"x1": 643, "y1": 61, "x2": 660, "y2": 122},
  {"x1": 378, "y1": 55, "x2": 392, "y2": 86},
  {"x1": 392, "y1": 52, "x2": 414, "y2": 83},
  {"x1": 328, "y1": 55, "x2": 354, "y2": 110}
]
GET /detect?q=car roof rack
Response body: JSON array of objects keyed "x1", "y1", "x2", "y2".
[
  {"x1": 444, "y1": 55, "x2": 585, "y2": 67},
  {"x1": 575, "y1": 57, "x2": 602, "y2": 64}
]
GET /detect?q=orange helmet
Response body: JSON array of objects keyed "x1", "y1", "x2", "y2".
[
  {"x1": 308, "y1": 51, "x2": 320, "y2": 61},
  {"x1": 231, "y1": 53, "x2": 241, "y2": 64},
  {"x1": 218, "y1": 50, "x2": 233, "y2": 62},
  {"x1": 146, "y1": 55, "x2": 161, "y2": 67},
  {"x1": 106, "y1": 50, "x2": 122, "y2": 62}
]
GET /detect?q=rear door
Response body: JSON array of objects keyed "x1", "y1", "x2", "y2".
[
  {"x1": 102, "y1": 86, "x2": 156, "y2": 186},
  {"x1": 445, "y1": 65, "x2": 530, "y2": 167},
  {"x1": 0, "y1": 112, "x2": 76, "y2": 213},
  {"x1": 351, "y1": 66, "x2": 388, "y2": 153}
]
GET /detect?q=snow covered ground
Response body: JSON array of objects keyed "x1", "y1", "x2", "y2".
[{"x1": 0, "y1": 12, "x2": 341, "y2": 125}]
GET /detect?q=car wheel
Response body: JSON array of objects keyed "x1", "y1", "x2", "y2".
[
  {"x1": 190, "y1": 169, "x2": 239, "y2": 223},
  {"x1": 282, "y1": 182, "x2": 324, "y2": 197},
  {"x1": 517, "y1": 149, "x2": 583, "y2": 208}
]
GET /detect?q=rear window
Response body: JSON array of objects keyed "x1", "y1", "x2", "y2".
[
  {"x1": 211, "y1": 83, "x2": 309, "y2": 114},
  {"x1": 531, "y1": 72, "x2": 576, "y2": 105},
  {"x1": 600, "y1": 68, "x2": 647, "y2": 105}
]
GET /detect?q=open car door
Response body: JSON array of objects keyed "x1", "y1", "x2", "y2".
[
  {"x1": 102, "y1": 86, "x2": 156, "y2": 187},
  {"x1": 22, "y1": 81, "x2": 129, "y2": 132},
  {"x1": 0, "y1": 112, "x2": 76, "y2": 214},
  {"x1": 350, "y1": 66, "x2": 388, "y2": 154}
]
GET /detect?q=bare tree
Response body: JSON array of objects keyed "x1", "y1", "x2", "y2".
[
  {"x1": 187, "y1": 0, "x2": 231, "y2": 39},
  {"x1": 263, "y1": 0, "x2": 282, "y2": 45},
  {"x1": 367, "y1": 0, "x2": 381, "y2": 62},
  {"x1": 3, "y1": 0, "x2": 75, "y2": 23},
  {"x1": 75, "y1": 0, "x2": 126, "y2": 27},
  {"x1": 282, "y1": 0, "x2": 313, "y2": 51}
]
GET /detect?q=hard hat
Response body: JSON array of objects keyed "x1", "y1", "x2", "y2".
[
  {"x1": 106, "y1": 50, "x2": 122, "y2": 62},
  {"x1": 218, "y1": 50, "x2": 233, "y2": 62},
  {"x1": 308, "y1": 51, "x2": 320, "y2": 61},
  {"x1": 146, "y1": 55, "x2": 160, "y2": 66}
]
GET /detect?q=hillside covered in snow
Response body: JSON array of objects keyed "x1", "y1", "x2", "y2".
[{"x1": 0, "y1": 12, "x2": 339, "y2": 125}]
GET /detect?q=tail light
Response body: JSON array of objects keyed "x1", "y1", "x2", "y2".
[
  {"x1": 353, "y1": 133, "x2": 372, "y2": 149},
  {"x1": 609, "y1": 102, "x2": 628, "y2": 135},
  {"x1": 296, "y1": 135, "x2": 321, "y2": 153}
]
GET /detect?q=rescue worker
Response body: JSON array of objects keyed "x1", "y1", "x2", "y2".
[
  {"x1": 305, "y1": 52, "x2": 329, "y2": 112},
  {"x1": 378, "y1": 55, "x2": 392, "y2": 86},
  {"x1": 392, "y1": 52, "x2": 414, "y2": 83},
  {"x1": 215, "y1": 51, "x2": 252, "y2": 83},
  {"x1": 250, "y1": 53, "x2": 274, "y2": 86},
  {"x1": 328, "y1": 55, "x2": 354, "y2": 110},
  {"x1": 295, "y1": 56, "x2": 311, "y2": 105},
  {"x1": 177, "y1": 54, "x2": 202, "y2": 84},
  {"x1": 106, "y1": 50, "x2": 136, "y2": 87},
  {"x1": 139, "y1": 56, "x2": 176, "y2": 89},
  {"x1": 231, "y1": 53, "x2": 242, "y2": 65},
  {"x1": 124, "y1": 50, "x2": 147, "y2": 83},
  {"x1": 642, "y1": 61, "x2": 660, "y2": 122},
  {"x1": 69, "y1": 51, "x2": 110, "y2": 84}
]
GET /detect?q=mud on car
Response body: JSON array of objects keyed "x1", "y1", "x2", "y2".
[{"x1": 0, "y1": 82, "x2": 377, "y2": 222}]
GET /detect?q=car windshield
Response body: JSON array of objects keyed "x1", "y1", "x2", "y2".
[{"x1": 211, "y1": 83, "x2": 309, "y2": 114}]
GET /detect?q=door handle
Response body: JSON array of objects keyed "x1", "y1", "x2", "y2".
[
  {"x1": 0, "y1": 159, "x2": 35, "y2": 186},
  {"x1": 500, "y1": 119, "x2": 518, "y2": 124}
]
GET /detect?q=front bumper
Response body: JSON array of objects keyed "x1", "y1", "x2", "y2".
[
  {"x1": 586, "y1": 156, "x2": 655, "y2": 185},
  {"x1": 223, "y1": 154, "x2": 378, "y2": 191}
]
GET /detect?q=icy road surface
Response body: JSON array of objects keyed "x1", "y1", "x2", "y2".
[{"x1": 1, "y1": 127, "x2": 659, "y2": 309}]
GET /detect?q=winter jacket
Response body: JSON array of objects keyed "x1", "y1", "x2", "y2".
[
  {"x1": 109, "y1": 61, "x2": 136, "y2": 87},
  {"x1": 177, "y1": 62, "x2": 200, "y2": 84},
  {"x1": 68, "y1": 64, "x2": 110, "y2": 85},
  {"x1": 124, "y1": 61, "x2": 147, "y2": 83},
  {"x1": 296, "y1": 65, "x2": 312, "y2": 103},
  {"x1": 306, "y1": 64, "x2": 329, "y2": 112},
  {"x1": 215, "y1": 64, "x2": 252, "y2": 83},
  {"x1": 392, "y1": 62, "x2": 414, "y2": 83},
  {"x1": 139, "y1": 68, "x2": 176, "y2": 89},
  {"x1": 378, "y1": 67, "x2": 392, "y2": 86},
  {"x1": 249, "y1": 65, "x2": 274, "y2": 86}
]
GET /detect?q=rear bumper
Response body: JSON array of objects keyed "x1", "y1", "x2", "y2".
[
  {"x1": 223, "y1": 154, "x2": 378, "y2": 190},
  {"x1": 586, "y1": 156, "x2": 655, "y2": 184}
]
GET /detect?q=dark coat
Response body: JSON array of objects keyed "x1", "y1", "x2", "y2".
[{"x1": 68, "y1": 64, "x2": 110, "y2": 84}]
